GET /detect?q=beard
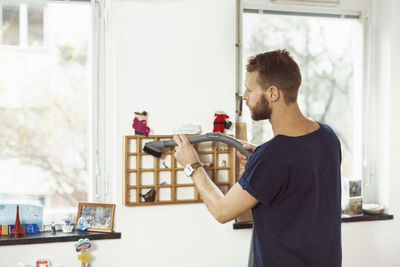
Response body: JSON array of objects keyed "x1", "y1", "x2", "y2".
[{"x1": 250, "y1": 95, "x2": 272, "y2": 121}]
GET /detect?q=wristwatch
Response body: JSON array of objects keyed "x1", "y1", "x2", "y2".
[{"x1": 184, "y1": 162, "x2": 203, "y2": 177}]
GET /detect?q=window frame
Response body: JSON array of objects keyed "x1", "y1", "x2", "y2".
[
  {"x1": 0, "y1": 0, "x2": 110, "y2": 224},
  {"x1": 236, "y1": 1, "x2": 375, "y2": 202}
]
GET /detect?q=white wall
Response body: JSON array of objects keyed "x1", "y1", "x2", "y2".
[
  {"x1": 2, "y1": 0, "x2": 400, "y2": 266},
  {"x1": 342, "y1": 0, "x2": 400, "y2": 267}
]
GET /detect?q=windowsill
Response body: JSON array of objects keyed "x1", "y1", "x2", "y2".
[
  {"x1": 0, "y1": 230, "x2": 121, "y2": 246},
  {"x1": 233, "y1": 213, "x2": 394, "y2": 229}
]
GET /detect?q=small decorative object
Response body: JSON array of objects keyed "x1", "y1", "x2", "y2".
[
  {"x1": 159, "y1": 181, "x2": 167, "y2": 185},
  {"x1": 8, "y1": 205, "x2": 27, "y2": 238},
  {"x1": 174, "y1": 124, "x2": 201, "y2": 134},
  {"x1": 76, "y1": 202, "x2": 116, "y2": 233},
  {"x1": 36, "y1": 259, "x2": 50, "y2": 267},
  {"x1": 132, "y1": 111, "x2": 150, "y2": 136},
  {"x1": 75, "y1": 238, "x2": 92, "y2": 251},
  {"x1": 63, "y1": 220, "x2": 74, "y2": 233},
  {"x1": 75, "y1": 238, "x2": 92, "y2": 267},
  {"x1": 363, "y1": 203, "x2": 385, "y2": 215},
  {"x1": 26, "y1": 223, "x2": 38, "y2": 234},
  {"x1": 221, "y1": 160, "x2": 227, "y2": 167},
  {"x1": 341, "y1": 177, "x2": 363, "y2": 217},
  {"x1": 1, "y1": 224, "x2": 8, "y2": 236},
  {"x1": 140, "y1": 188, "x2": 156, "y2": 202},
  {"x1": 77, "y1": 217, "x2": 89, "y2": 234},
  {"x1": 50, "y1": 221, "x2": 56, "y2": 235},
  {"x1": 224, "y1": 120, "x2": 233, "y2": 130},
  {"x1": 213, "y1": 111, "x2": 230, "y2": 133},
  {"x1": 162, "y1": 160, "x2": 169, "y2": 168},
  {"x1": 203, "y1": 161, "x2": 212, "y2": 168}
]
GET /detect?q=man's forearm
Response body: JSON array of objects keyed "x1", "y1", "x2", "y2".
[{"x1": 191, "y1": 167, "x2": 228, "y2": 223}]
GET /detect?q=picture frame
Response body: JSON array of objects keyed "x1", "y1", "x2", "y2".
[{"x1": 75, "y1": 202, "x2": 115, "y2": 233}]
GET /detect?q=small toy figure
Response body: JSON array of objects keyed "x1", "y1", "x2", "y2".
[
  {"x1": 132, "y1": 111, "x2": 150, "y2": 136},
  {"x1": 140, "y1": 188, "x2": 156, "y2": 202},
  {"x1": 213, "y1": 111, "x2": 232, "y2": 133},
  {"x1": 77, "y1": 217, "x2": 89, "y2": 234},
  {"x1": 50, "y1": 221, "x2": 56, "y2": 235}
]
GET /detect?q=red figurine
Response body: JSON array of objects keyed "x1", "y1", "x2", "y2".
[
  {"x1": 8, "y1": 205, "x2": 27, "y2": 238},
  {"x1": 213, "y1": 111, "x2": 230, "y2": 133}
]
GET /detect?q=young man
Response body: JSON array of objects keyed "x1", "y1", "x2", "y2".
[{"x1": 173, "y1": 49, "x2": 342, "y2": 267}]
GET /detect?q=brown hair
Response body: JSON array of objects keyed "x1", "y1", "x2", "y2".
[{"x1": 246, "y1": 49, "x2": 301, "y2": 104}]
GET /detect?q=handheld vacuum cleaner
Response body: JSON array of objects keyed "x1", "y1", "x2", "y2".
[{"x1": 143, "y1": 132, "x2": 253, "y2": 159}]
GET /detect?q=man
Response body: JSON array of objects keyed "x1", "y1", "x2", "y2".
[{"x1": 173, "y1": 49, "x2": 342, "y2": 267}]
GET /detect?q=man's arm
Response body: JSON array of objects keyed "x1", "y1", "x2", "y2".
[{"x1": 173, "y1": 134, "x2": 258, "y2": 224}]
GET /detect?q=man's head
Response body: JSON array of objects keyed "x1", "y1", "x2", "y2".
[{"x1": 243, "y1": 49, "x2": 302, "y2": 121}]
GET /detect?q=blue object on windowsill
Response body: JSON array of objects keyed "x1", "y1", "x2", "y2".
[
  {"x1": 26, "y1": 224, "x2": 38, "y2": 234},
  {"x1": 77, "y1": 217, "x2": 89, "y2": 234}
]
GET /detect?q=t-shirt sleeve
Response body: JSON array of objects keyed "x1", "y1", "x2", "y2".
[{"x1": 238, "y1": 153, "x2": 284, "y2": 205}]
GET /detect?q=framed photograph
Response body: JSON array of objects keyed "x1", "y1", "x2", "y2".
[
  {"x1": 75, "y1": 202, "x2": 116, "y2": 233},
  {"x1": 349, "y1": 180, "x2": 362, "y2": 197}
]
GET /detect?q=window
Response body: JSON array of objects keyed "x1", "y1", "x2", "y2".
[
  {"x1": 240, "y1": 8, "x2": 364, "y2": 183},
  {"x1": 0, "y1": 0, "x2": 105, "y2": 224}
]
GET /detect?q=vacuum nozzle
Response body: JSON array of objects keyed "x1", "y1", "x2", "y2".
[{"x1": 143, "y1": 142, "x2": 164, "y2": 158}]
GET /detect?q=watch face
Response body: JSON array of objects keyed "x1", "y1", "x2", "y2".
[{"x1": 184, "y1": 164, "x2": 194, "y2": 177}]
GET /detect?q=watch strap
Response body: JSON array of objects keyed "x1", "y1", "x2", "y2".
[{"x1": 191, "y1": 162, "x2": 203, "y2": 170}]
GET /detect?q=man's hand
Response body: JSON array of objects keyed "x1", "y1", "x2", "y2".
[
  {"x1": 237, "y1": 141, "x2": 257, "y2": 167},
  {"x1": 173, "y1": 134, "x2": 200, "y2": 166}
]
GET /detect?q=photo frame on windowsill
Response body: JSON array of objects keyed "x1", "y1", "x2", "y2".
[{"x1": 75, "y1": 202, "x2": 116, "y2": 233}]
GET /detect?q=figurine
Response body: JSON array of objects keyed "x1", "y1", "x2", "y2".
[
  {"x1": 132, "y1": 111, "x2": 150, "y2": 136},
  {"x1": 51, "y1": 221, "x2": 56, "y2": 235},
  {"x1": 77, "y1": 217, "x2": 89, "y2": 234},
  {"x1": 213, "y1": 111, "x2": 231, "y2": 133},
  {"x1": 140, "y1": 188, "x2": 156, "y2": 202}
]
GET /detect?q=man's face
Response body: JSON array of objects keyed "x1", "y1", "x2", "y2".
[{"x1": 243, "y1": 71, "x2": 272, "y2": 121}]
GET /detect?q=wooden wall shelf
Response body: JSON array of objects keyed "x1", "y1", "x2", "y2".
[{"x1": 123, "y1": 135, "x2": 234, "y2": 206}]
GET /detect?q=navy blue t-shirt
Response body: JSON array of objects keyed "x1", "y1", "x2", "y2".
[{"x1": 238, "y1": 122, "x2": 342, "y2": 267}]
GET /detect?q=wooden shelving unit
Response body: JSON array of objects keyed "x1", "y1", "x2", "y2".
[{"x1": 123, "y1": 135, "x2": 235, "y2": 206}]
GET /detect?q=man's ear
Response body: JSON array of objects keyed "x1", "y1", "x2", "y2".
[{"x1": 265, "y1": 86, "x2": 280, "y2": 102}]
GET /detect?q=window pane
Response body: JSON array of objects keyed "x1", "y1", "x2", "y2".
[
  {"x1": 2, "y1": 6, "x2": 20, "y2": 45},
  {"x1": 242, "y1": 12, "x2": 362, "y2": 179},
  {"x1": 28, "y1": 6, "x2": 44, "y2": 46},
  {"x1": 0, "y1": 3, "x2": 92, "y2": 218}
]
